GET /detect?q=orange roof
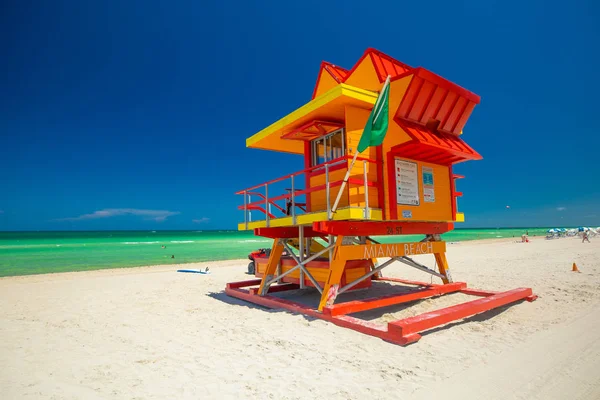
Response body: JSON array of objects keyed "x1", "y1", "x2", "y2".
[
  {"x1": 392, "y1": 121, "x2": 482, "y2": 165},
  {"x1": 313, "y1": 51, "x2": 480, "y2": 133},
  {"x1": 323, "y1": 62, "x2": 348, "y2": 82},
  {"x1": 357, "y1": 48, "x2": 412, "y2": 82},
  {"x1": 395, "y1": 68, "x2": 480, "y2": 136},
  {"x1": 250, "y1": 48, "x2": 481, "y2": 159},
  {"x1": 313, "y1": 48, "x2": 413, "y2": 94}
]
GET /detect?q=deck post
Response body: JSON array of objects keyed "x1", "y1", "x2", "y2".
[
  {"x1": 258, "y1": 239, "x2": 285, "y2": 295},
  {"x1": 363, "y1": 160, "x2": 369, "y2": 219},
  {"x1": 265, "y1": 183, "x2": 269, "y2": 227},
  {"x1": 325, "y1": 163, "x2": 331, "y2": 219},
  {"x1": 318, "y1": 234, "x2": 345, "y2": 311},
  {"x1": 248, "y1": 194, "x2": 252, "y2": 222},
  {"x1": 243, "y1": 190, "x2": 248, "y2": 230},
  {"x1": 291, "y1": 174, "x2": 296, "y2": 225},
  {"x1": 299, "y1": 225, "x2": 305, "y2": 289}
]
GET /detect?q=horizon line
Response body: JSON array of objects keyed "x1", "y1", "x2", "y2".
[{"x1": 0, "y1": 226, "x2": 582, "y2": 233}]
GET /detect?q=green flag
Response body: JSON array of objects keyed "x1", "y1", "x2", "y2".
[{"x1": 357, "y1": 75, "x2": 390, "y2": 153}]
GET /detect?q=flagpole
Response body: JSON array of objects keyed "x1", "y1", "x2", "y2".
[
  {"x1": 329, "y1": 141, "x2": 360, "y2": 218},
  {"x1": 329, "y1": 75, "x2": 390, "y2": 218}
]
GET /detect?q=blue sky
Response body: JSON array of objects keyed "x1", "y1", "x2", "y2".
[{"x1": 1, "y1": 0, "x2": 598, "y2": 231}]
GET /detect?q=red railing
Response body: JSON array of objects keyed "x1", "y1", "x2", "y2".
[{"x1": 237, "y1": 155, "x2": 381, "y2": 228}]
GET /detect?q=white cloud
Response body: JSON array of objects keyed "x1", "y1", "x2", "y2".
[
  {"x1": 56, "y1": 208, "x2": 180, "y2": 222},
  {"x1": 192, "y1": 217, "x2": 210, "y2": 223},
  {"x1": 556, "y1": 207, "x2": 566, "y2": 211}
]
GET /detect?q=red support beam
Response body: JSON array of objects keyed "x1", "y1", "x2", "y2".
[
  {"x1": 374, "y1": 276, "x2": 442, "y2": 287},
  {"x1": 249, "y1": 283, "x2": 300, "y2": 295},
  {"x1": 460, "y1": 288, "x2": 498, "y2": 297},
  {"x1": 312, "y1": 221, "x2": 454, "y2": 236},
  {"x1": 226, "y1": 287, "x2": 317, "y2": 312},
  {"x1": 304, "y1": 141, "x2": 312, "y2": 211},
  {"x1": 224, "y1": 279, "x2": 537, "y2": 347},
  {"x1": 324, "y1": 282, "x2": 466, "y2": 316},
  {"x1": 226, "y1": 279, "x2": 262, "y2": 289},
  {"x1": 386, "y1": 151, "x2": 398, "y2": 219},
  {"x1": 225, "y1": 286, "x2": 406, "y2": 345},
  {"x1": 449, "y1": 166, "x2": 457, "y2": 221},
  {"x1": 461, "y1": 286, "x2": 537, "y2": 301},
  {"x1": 375, "y1": 144, "x2": 386, "y2": 219},
  {"x1": 388, "y1": 287, "x2": 534, "y2": 339},
  {"x1": 254, "y1": 226, "x2": 321, "y2": 239}
]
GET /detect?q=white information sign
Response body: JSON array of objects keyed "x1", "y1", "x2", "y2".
[
  {"x1": 395, "y1": 159, "x2": 420, "y2": 206},
  {"x1": 422, "y1": 166, "x2": 435, "y2": 203}
]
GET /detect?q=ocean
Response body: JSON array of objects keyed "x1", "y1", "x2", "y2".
[{"x1": 0, "y1": 228, "x2": 549, "y2": 277}]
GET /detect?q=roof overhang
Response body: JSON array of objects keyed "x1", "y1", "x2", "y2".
[
  {"x1": 246, "y1": 84, "x2": 378, "y2": 154},
  {"x1": 392, "y1": 121, "x2": 482, "y2": 165}
]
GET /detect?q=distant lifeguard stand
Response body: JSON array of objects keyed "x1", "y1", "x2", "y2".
[{"x1": 225, "y1": 49, "x2": 536, "y2": 345}]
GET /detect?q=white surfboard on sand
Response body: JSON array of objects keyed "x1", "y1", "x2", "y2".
[{"x1": 177, "y1": 267, "x2": 210, "y2": 274}]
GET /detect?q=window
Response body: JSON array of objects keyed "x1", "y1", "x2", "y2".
[{"x1": 311, "y1": 129, "x2": 345, "y2": 167}]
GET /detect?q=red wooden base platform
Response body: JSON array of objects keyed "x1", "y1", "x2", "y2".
[{"x1": 225, "y1": 278, "x2": 537, "y2": 346}]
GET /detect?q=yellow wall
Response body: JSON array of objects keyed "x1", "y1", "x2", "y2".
[
  {"x1": 308, "y1": 104, "x2": 380, "y2": 213},
  {"x1": 392, "y1": 157, "x2": 453, "y2": 221},
  {"x1": 345, "y1": 105, "x2": 379, "y2": 209},
  {"x1": 309, "y1": 168, "x2": 348, "y2": 211}
]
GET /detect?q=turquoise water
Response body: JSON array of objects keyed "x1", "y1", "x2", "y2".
[{"x1": 0, "y1": 228, "x2": 549, "y2": 277}]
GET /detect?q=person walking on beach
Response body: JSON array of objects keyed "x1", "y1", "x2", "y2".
[{"x1": 582, "y1": 231, "x2": 590, "y2": 243}]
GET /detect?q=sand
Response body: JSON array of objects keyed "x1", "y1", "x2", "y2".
[{"x1": 1, "y1": 237, "x2": 599, "y2": 399}]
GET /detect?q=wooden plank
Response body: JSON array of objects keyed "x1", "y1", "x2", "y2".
[
  {"x1": 312, "y1": 221, "x2": 453, "y2": 236},
  {"x1": 388, "y1": 287, "x2": 533, "y2": 337},
  {"x1": 257, "y1": 240, "x2": 285, "y2": 295},
  {"x1": 249, "y1": 283, "x2": 300, "y2": 295},
  {"x1": 338, "y1": 241, "x2": 446, "y2": 260},
  {"x1": 226, "y1": 279, "x2": 262, "y2": 289},
  {"x1": 323, "y1": 282, "x2": 466, "y2": 316},
  {"x1": 254, "y1": 226, "x2": 320, "y2": 239},
  {"x1": 374, "y1": 276, "x2": 442, "y2": 287},
  {"x1": 460, "y1": 288, "x2": 498, "y2": 297}
]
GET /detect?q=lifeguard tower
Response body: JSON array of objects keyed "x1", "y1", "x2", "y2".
[{"x1": 225, "y1": 48, "x2": 536, "y2": 345}]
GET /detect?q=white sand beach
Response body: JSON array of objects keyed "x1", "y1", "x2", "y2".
[{"x1": 1, "y1": 237, "x2": 599, "y2": 399}]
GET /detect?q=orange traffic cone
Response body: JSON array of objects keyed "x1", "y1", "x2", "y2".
[{"x1": 572, "y1": 263, "x2": 580, "y2": 272}]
